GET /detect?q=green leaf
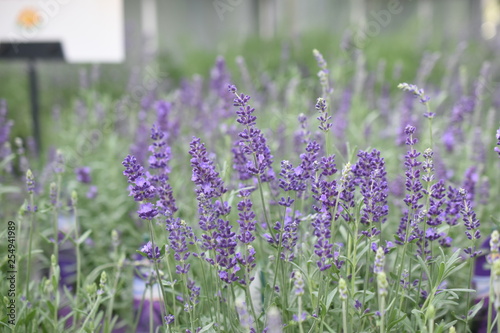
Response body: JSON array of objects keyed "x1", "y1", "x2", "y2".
[
  {"x1": 467, "y1": 298, "x2": 485, "y2": 319},
  {"x1": 198, "y1": 322, "x2": 215, "y2": 333},
  {"x1": 136, "y1": 250, "x2": 149, "y2": 258},
  {"x1": 77, "y1": 229, "x2": 93, "y2": 244},
  {"x1": 325, "y1": 287, "x2": 338, "y2": 310}
]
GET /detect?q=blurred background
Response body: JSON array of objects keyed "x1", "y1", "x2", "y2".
[{"x1": 0, "y1": 0, "x2": 498, "y2": 143}]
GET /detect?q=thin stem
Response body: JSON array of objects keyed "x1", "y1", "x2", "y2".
[
  {"x1": 245, "y1": 283, "x2": 260, "y2": 332},
  {"x1": 487, "y1": 272, "x2": 494, "y2": 333},
  {"x1": 164, "y1": 252, "x2": 177, "y2": 317},
  {"x1": 148, "y1": 223, "x2": 168, "y2": 320},
  {"x1": 342, "y1": 299, "x2": 348, "y2": 333},
  {"x1": 379, "y1": 295, "x2": 385, "y2": 333},
  {"x1": 298, "y1": 296, "x2": 305, "y2": 333},
  {"x1": 149, "y1": 285, "x2": 154, "y2": 333},
  {"x1": 26, "y1": 192, "x2": 34, "y2": 301},
  {"x1": 104, "y1": 259, "x2": 122, "y2": 333},
  {"x1": 78, "y1": 295, "x2": 102, "y2": 333},
  {"x1": 464, "y1": 257, "x2": 475, "y2": 332}
]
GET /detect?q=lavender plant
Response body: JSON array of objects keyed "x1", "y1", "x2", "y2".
[{"x1": 1, "y1": 42, "x2": 499, "y2": 333}]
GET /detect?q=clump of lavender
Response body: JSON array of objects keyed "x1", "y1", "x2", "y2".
[
  {"x1": 235, "y1": 189, "x2": 257, "y2": 283},
  {"x1": 395, "y1": 125, "x2": 424, "y2": 245},
  {"x1": 167, "y1": 218, "x2": 194, "y2": 275},
  {"x1": 189, "y1": 137, "x2": 240, "y2": 284},
  {"x1": 459, "y1": 188, "x2": 481, "y2": 258},
  {"x1": 189, "y1": 136, "x2": 227, "y2": 241},
  {"x1": 353, "y1": 149, "x2": 389, "y2": 236},
  {"x1": 148, "y1": 125, "x2": 177, "y2": 217},
  {"x1": 228, "y1": 84, "x2": 275, "y2": 183}
]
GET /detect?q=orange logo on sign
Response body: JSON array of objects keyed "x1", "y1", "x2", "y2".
[{"x1": 17, "y1": 8, "x2": 41, "y2": 28}]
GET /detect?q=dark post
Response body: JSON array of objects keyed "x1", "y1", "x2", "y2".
[{"x1": 28, "y1": 59, "x2": 41, "y2": 155}]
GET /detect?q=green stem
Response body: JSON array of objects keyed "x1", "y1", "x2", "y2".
[
  {"x1": 487, "y1": 272, "x2": 493, "y2": 333},
  {"x1": 342, "y1": 299, "x2": 348, "y2": 333},
  {"x1": 298, "y1": 296, "x2": 305, "y2": 333},
  {"x1": 245, "y1": 283, "x2": 260, "y2": 332},
  {"x1": 464, "y1": 257, "x2": 475, "y2": 332},
  {"x1": 104, "y1": 259, "x2": 122, "y2": 333},
  {"x1": 26, "y1": 192, "x2": 34, "y2": 301},
  {"x1": 182, "y1": 273, "x2": 195, "y2": 333},
  {"x1": 78, "y1": 295, "x2": 102, "y2": 333},
  {"x1": 164, "y1": 252, "x2": 177, "y2": 317},
  {"x1": 380, "y1": 295, "x2": 385, "y2": 333},
  {"x1": 149, "y1": 285, "x2": 154, "y2": 333},
  {"x1": 148, "y1": 223, "x2": 168, "y2": 320}
]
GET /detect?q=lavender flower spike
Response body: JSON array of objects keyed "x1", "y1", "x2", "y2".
[
  {"x1": 398, "y1": 82, "x2": 433, "y2": 118},
  {"x1": 26, "y1": 169, "x2": 35, "y2": 194},
  {"x1": 313, "y1": 49, "x2": 332, "y2": 97}
]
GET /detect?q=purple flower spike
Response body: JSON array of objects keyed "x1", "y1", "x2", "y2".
[
  {"x1": 167, "y1": 218, "x2": 194, "y2": 275},
  {"x1": 26, "y1": 169, "x2": 35, "y2": 194},
  {"x1": 140, "y1": 241, "x2": 161, "y2": 262},
  {"x1": 138, "y1": 202, "x2": 158, "y2": 220},
  {"x1": 460, "y1": 189, "x2": 482, "y2": 258},
  {"x1": 315, "y1": 98, "x2": 332, "y2": 132},
  {"x1": 75, "y1": 166, "x2": 92, "y2": 184},
  {"x1": 353, "y1": 149, "x2": 389, "y2": 226},
  {"x1": 230, "y1": 84, "x2": 275, "y2": 182},
  {"x1": 189, "y1": 137, "x2": 227, "y2": 200}
]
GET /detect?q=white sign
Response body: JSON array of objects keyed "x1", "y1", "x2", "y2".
[{"x1": 0, "y1": 0, "x2": 124, "y2": 63}]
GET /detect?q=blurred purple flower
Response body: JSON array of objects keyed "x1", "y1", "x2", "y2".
[{"x1": 75, "y1": 167, "x2": 92, "y2": 184}]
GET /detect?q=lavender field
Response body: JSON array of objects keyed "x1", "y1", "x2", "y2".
[{"x1": 1, "y1": 14, "x2": 500, "y2": 333}]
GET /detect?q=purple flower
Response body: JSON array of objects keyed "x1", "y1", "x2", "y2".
[
  {"x1": 86, "y1": 185, "x2": 98, "y2": 199},
  {"x1": 232, "y1": 142, "x2": 253, "y2": 181},
  {"x1": 315, "y1": 98, "x2": 332, "y2": 132},
  {"x1": 148, "y1": 125, "x2": 177, "y2": 216},
  {"x1": 167, "y1": 218, "x2": 194, "y2": 274},
  {"x1": 312, "y1": 212, "x2": 333, "y2": 271},
  {"x1": 165, "y1": 314, "x2": 174, "y2": 325},
  {"x1": 140, "y1": 241, "x2": 160, "y2": 262},
  {"x1": 189, "y1": 137, "x2": 227, "y2": 200},
  {"x1": 75, "y1": 167, "x2": 92, "y2": 184},
  {"x1": 214, "y1": 218, "x2": 239, "y2": 284},
  {"x1": 403, "y1": 128, "x2": 423, "y2": 211},
  {"x1": 229, "y1": 84, "x2": 275, "y2": 182},
  {"x1": 460, "y1": 189, "x2": 482, "y2": 258},
  {"x1": 138, "y1": 202, "x2": 158, "y2": 220},
  {"x1": 353, "y1": 149, "x2": 389, "y2": 226}
]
